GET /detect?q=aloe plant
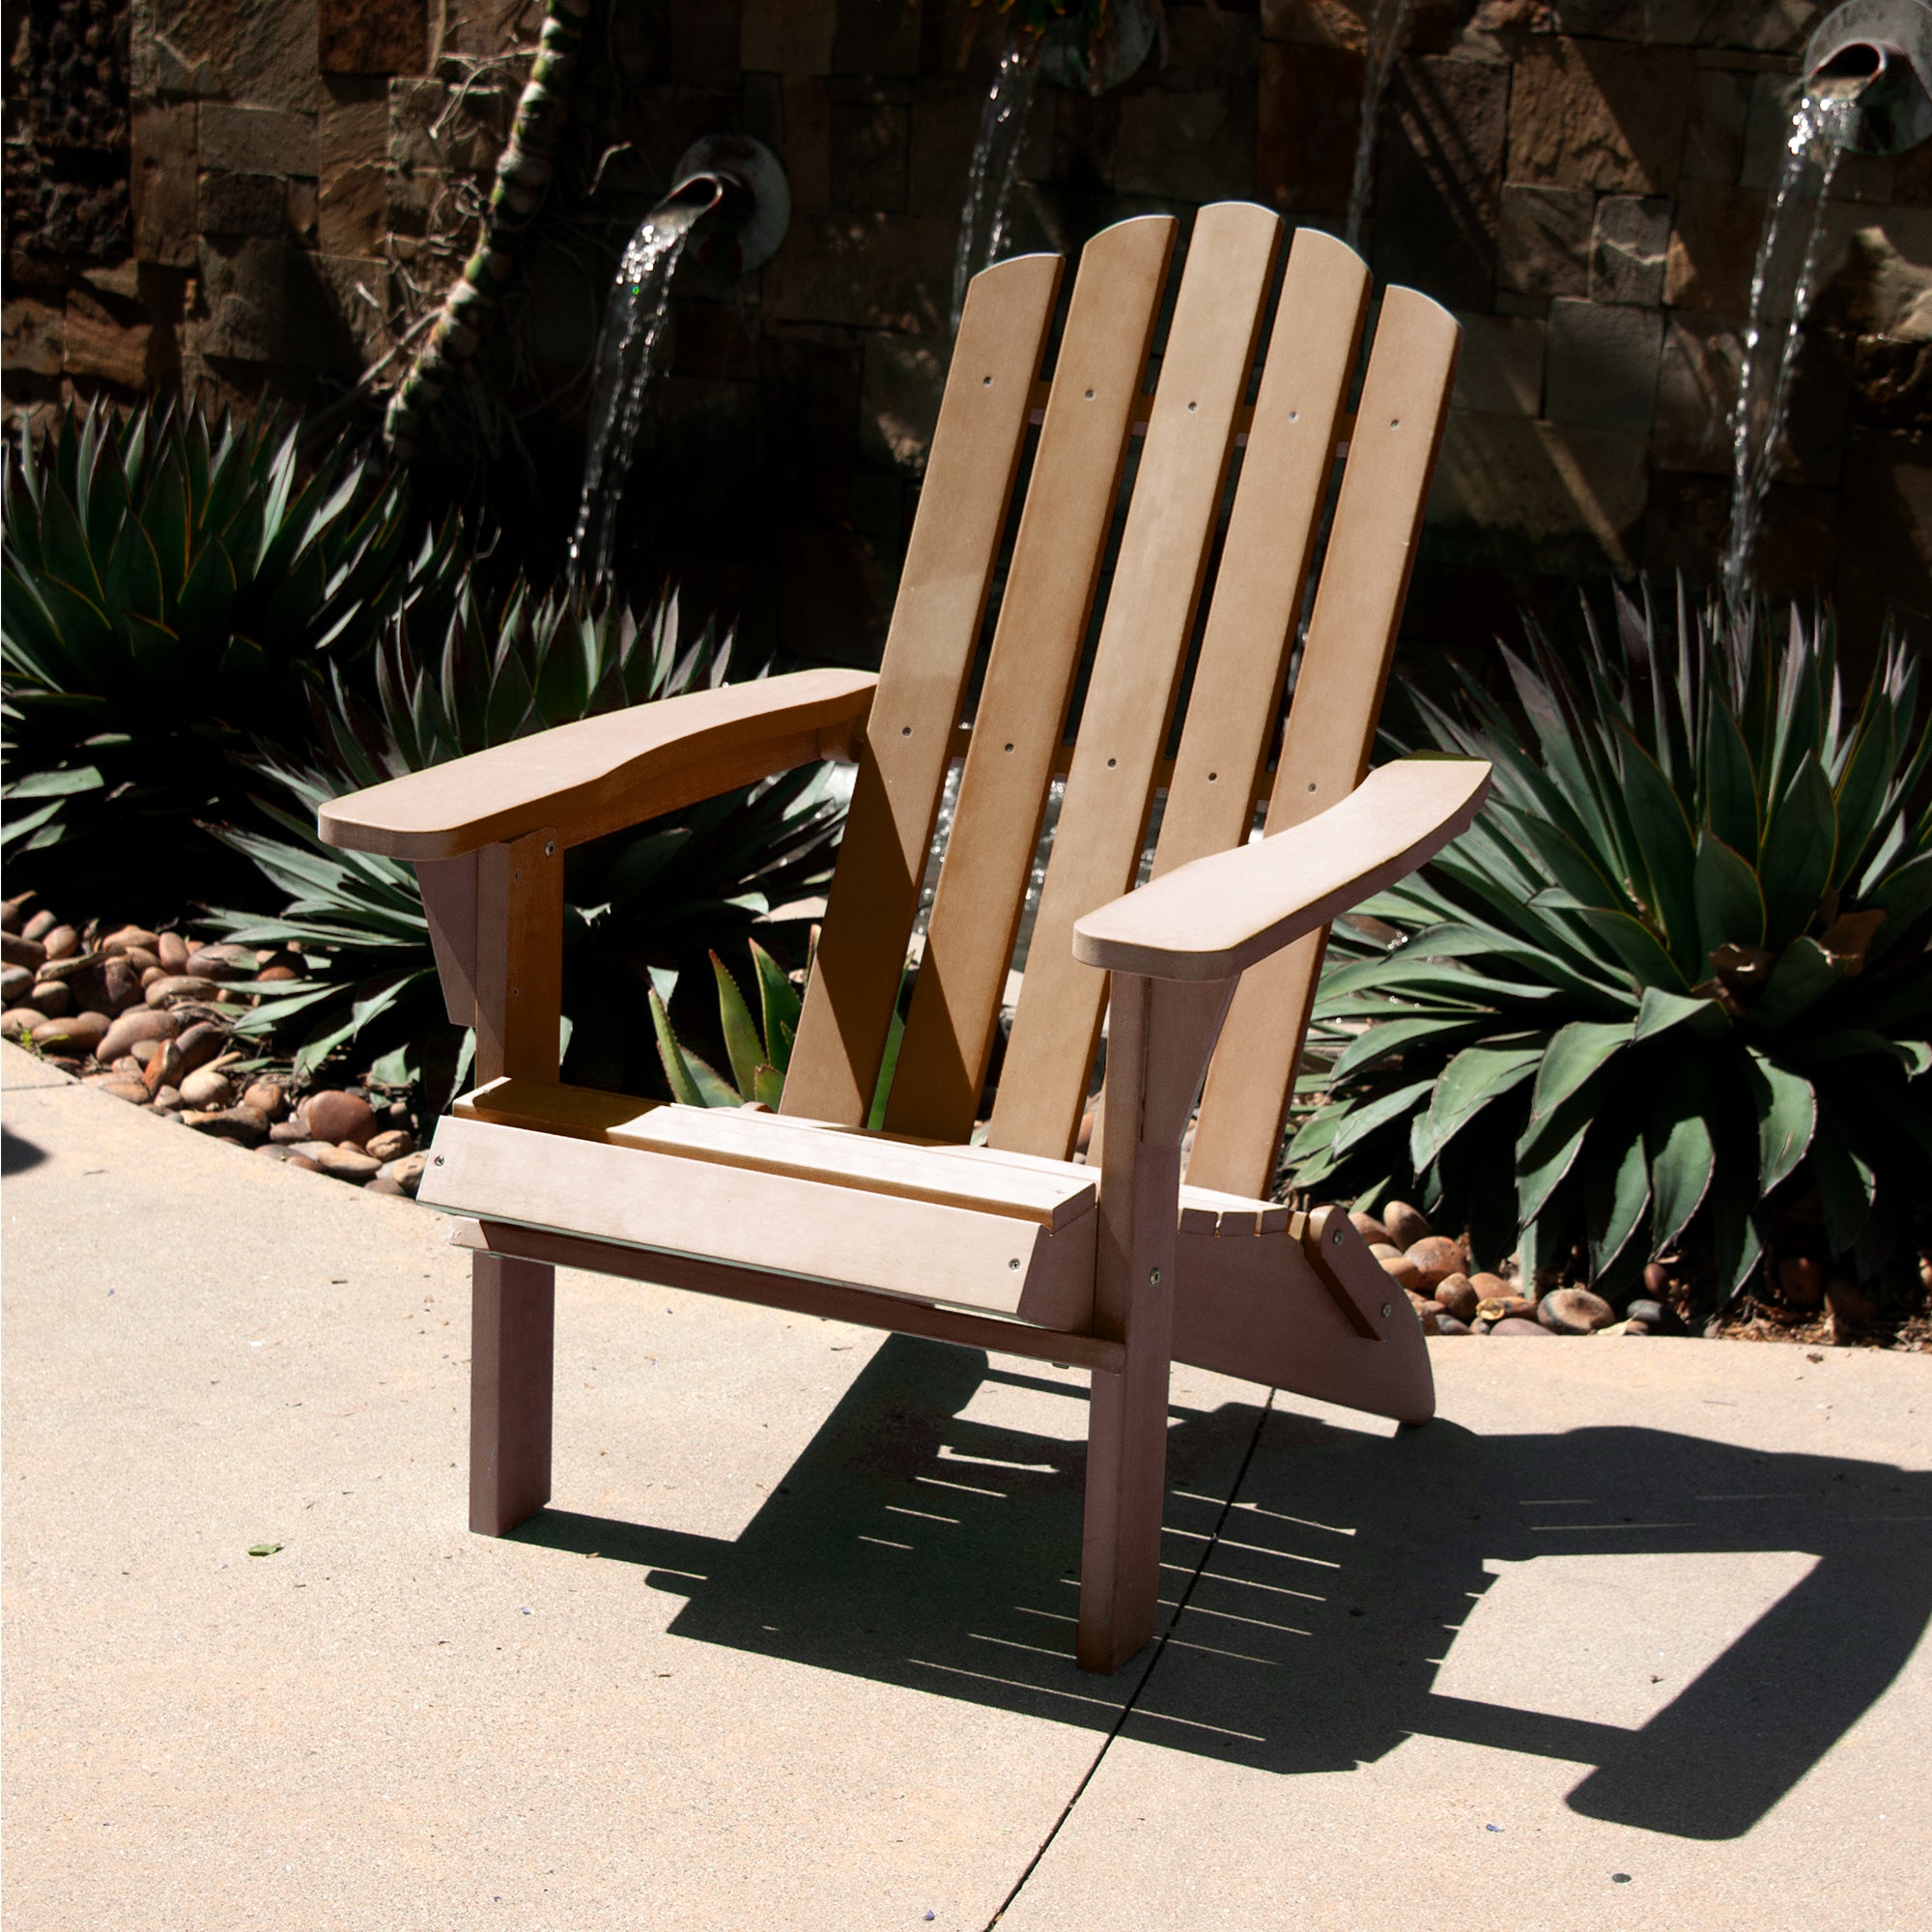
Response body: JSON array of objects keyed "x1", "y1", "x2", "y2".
[
  {"x1": 1291, "y1": 591, "x2": 1931, "y2": 1309},
  {"x1": 652, "y1": 943, "x2": 803, "y2": 1109},
  {"x1": 1, "y1": 399, "x2": 441, "y2": 907},
  {"x1": 206, "y1": 581, "x2": 845, "y2": 1102}
]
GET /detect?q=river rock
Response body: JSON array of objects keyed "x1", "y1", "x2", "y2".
[
  {"x1": 242, "y1": 1078, "x2": 288, "y2": 1121},
  {"x1": 268, "y1": 1119, "x2": 312, "y2": 1145},
  {"x1": 98, "y1": 1007, "x2": 179, "y2": 1061},
  {"x1": 32, "y1": 1009, "x2": 111, "y2": 1055},
  {"x1": 183, "y1": 1104, "x2": 268, "y2": 1146},
  {"x1": 288, "y1": 1140, "x2": 339, "y2": 1163},
  {"x1": 1383, "y1": 1200, "x2": 1433, "y2": 1248},
  {"x1": 1406, "y1": 1236, "x2": 1465, "y2": 1290},
  {"x1": 1369, "y1": 1241, "x2": 1404, "y2": 1262},
  {"x1": 380, "y1": 1151, "x2": 429, "y2": 1196},
  {"x1": 99, "y1": 1078, "x2": 153, "y2": 1104},
  {"x1": 145, "y1": 975, "x2": 220, "y2": 1008},
  {"x1": 142, "y1": 1042, "x2": 185, "y2": 1094},
  {"x1": 0, "y1": 965, "x2": 30, "y2": 1004},
  {"x1": 363, "y1": 1174, "x2": 410, "y2": 1197},
  {"x1": 41, "y1": 923, "x2": 79, "y2": 960},
  {"x1": 1478, "y1": 1293, "x2": 1538, "y2": 1323},
  {"x1": 1379, "y1": 1254, "x2": 1423, "y2": 1293},
  {"x1": 364, "y1": 1127, "x2": 413, "y2": 1161},
  {"x1": 1490, "y1": 1315, "x2": 1552, "y2": 1337},
  {"x1": 20, "y1": 909, "x2": 55, "y2": 942},
  {"x1": 109, "y1": 1053, "x2": 144, "y2": 1077},
  {"x1": 1777, "y1": 1256, "x2": 1824, "y2": 1309},
  {"x1": 1468, "y1": 1271, "x2": 1514, "y2": 1300},
  {"x1": 174, "y1": 1022, "x2": 227, "y2": 1074},
  {"x1": 1435, "y1": 1315, "x2": 1473, "y2": 1336},
  {"x1": 282, "y1": 1153, "x2": 323, "y2": 1172},
  {"x1": 316, "y1": 1143, "x2": 383, "y2": 1179},
  {"x1": 304, "y1": 1089, "x2": 378, "y2": 1147},
  {"x1": 1350, "y1": 1211, "x2": 1392, "y2": 1247},
  {"x1": 150, "y1": 1084, "x2": 184, "y2": 1112},
  {"x1": 139, "y1": 966, "x2": 166, "y2": 988},
  {"x1": 2, "y1": 931, "x2": 47, "y2": 969},
  {"x1": 99, "y1": 954, "x2": 144, "y2": 1013},
  {"x1": 122, "y1": 947, "x2": 161, "y2": 973},
  {"x1": 156, "y1": 932, "x2": 188, "y2": 972},
  {"x1": 27, "y1": 980, "x2": 71, "y2": 1018},
  {"x1": 0, "y1": 898, "x2": 23, "y2": 932},
  {"x1": 100, "y1": 925, "x2": 161, "y2": 954},
  {"x1": 185, "y1": 944, "x2": 253, "y2": 980},
  {"x1": 1435, "y1": 1272, "x2": 1480, "y2": 1322},
  {"x1": 254, "y1": 963, "x2": 301, "y2": 983},
  {"x1": 178, "y1": 1065, "x2": 235, "y2": 1110},
  {"x1": 1626, "y1": 1297, "x2": 1664, "y2": 1327},
  {"x1": 1538, "y1": 1286, "x2": 1615, "y2": 1334},
  {"x1": 0, "y1": 1009, "x2": 41, "y2": 1040}
]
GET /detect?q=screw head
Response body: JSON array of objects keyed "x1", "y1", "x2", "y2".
[
  {"x1": 434, "y1": 1154, "x2": 444, "y2": 1166},
  {"x1": 1149, "y1": 1267, "x2": 1161, "y2": 1285},
  {"x1": 1380, "y1": 1302, "x2": 1391, "y2": 1319},
  {"x1": 1331, "y1": 1224, "x2": 1344, "y2": 1243},
  {"x1": 1009, "y1": 1258, "x2": 1020, "y2": 1269},
  {"x1": 544, "y1": 839, "x2": 555, "y2": 858}
]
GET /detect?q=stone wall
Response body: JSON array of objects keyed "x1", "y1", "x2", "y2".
[{"x1": 6, "y1": 0, "x2": 1932, "y2": 662}]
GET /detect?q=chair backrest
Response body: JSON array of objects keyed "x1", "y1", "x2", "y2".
[{"x1": 781, "y1": 203, "x2": 1461, "y2": 1199}]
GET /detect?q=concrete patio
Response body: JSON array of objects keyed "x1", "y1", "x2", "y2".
[{"x1": 4, "y1": 1040, "x2": 1928, "y2": 1932}]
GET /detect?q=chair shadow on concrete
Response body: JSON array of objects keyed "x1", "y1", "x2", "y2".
[{"x1": 511, "y1": 1335, "x2": 1931, "y2": 1841}]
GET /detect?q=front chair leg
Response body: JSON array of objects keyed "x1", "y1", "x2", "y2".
[
  {"x1": 1075, "y1": 972, "x2": 1231, "y2": 1673},
  {"x1": 469, "y1": 1251, "x2": 555, "y2": 1535}
]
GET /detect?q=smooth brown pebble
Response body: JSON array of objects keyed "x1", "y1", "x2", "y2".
[
  {"x1": 1379, "y1": 1255, "x2": 1423, "y2": 1292},
  {"x1": 1350, "y1": 1211, "x2": 1392, "y2": 1247},
  {"x1": 254, "y1": 964, "x2": 300, "y2": 983},
  {"x1": 150, "y1": 1085, "x2": 184, "y2": 1112},
  {"x1": 156, "y1": 932, "x2": 188, "y2": 972},
  {"x1": 174, "y1": 1023, "x2": 226, "y2": 1074},
  {"x1": 1537, "y1": 1286, "x2": 1615, "y2": 1334},
  {"x1": 304, "y1": 1089, "x2": 378, "y2": 1147},
  {"x1": 1382, "y1": 1199, "x2": 1433, "y2": 1248},
  {"x1": 1406, "y1": 1236, "x2": 1465, "y2": 1291},
  {"x1": 363, "y1": 1176, "x2": 410, "y2": 1197},
  {"x1": 1435, "y1": 1272, "x2": 1480, "y2": 1322},
  {"x1": 20, "y1": 910, "x2": 56, "y2": 943},
  {"x1": 282, "y1": 1154, "x2": 322, "y2": 1173},
  {"x1": 178, "y1": 1066, "x2": 234, "y2": 1110},
  {"x1": 364, "y1": 1127, "x2": 413, "y2": 1162},
  {"x1": 41, "y1": 923, "x2": 78, "y2": 960},
  {"x1": 1369, "y1": 1241, "x2": 1404, "y2": 1262},
  {"x1": 380, "y1": 1152, "x2": 429, "y2": 1196},
  {"x1": 27, "y1": 980, "x2": 71, "y2": 1018},
  {"x1": 268, "y1": 1120, "x2": 311, "y2": 1145},
  {"x1": 1, "y1": 932, "x2": 46, "y2": 969},
  {"x1": 144, "y1": 974, "x2": 219, "y2": 1008},
  {"x1": 142, "y1": 1042, "x2": 185, "y2": 1094},
  {"x1": 1489, "y1": 1316, "x2": 1551, "y2": 1337},
  {"x1": 317, "y1": 1144, "x2": 383, "y2": 1179},
  {"x1": 1467, "y1": 1272, "x2": 1512, "y2": 1299},
  {"x1": 0, "y1": 965, "x2": 30, "y2": 1004},
  {"x1": 139, "y1": 965, "x2": 166, "y2": 988},
  {"x1": 109, "y1": 1054, "x2": 144, "y2": 1077},
  {"x1": 242, "y1": 1079, "x2": 288, "y2": 1121},
  {"x1": 1777, "y1": 1256, "x2": 1824, "y2": 1309},
  {"x1": 99, "y1": 1079, "x2": 152, "y2": 1104},
  {"x1": 100, "y1": 925, "x2": 160, "y2": 955},
  {"x1": 98, "y1": 1007, "x2": 179, "y2": 1061},
  {"x1": 32, "y1": 1009, "x2": 109, "y2": 1054}
]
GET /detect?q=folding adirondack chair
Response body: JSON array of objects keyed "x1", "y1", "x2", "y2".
[{"x1": 320, "y1": 204, "x2": 1491, "y2": 1673}]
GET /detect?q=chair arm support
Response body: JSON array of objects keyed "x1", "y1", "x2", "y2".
[
  {"x1": 1071, "y1": 756, "x2": 1492, "y2": 981},
  {"x1": 317, "y1": 668, "x2": 878, "y2": 860}
]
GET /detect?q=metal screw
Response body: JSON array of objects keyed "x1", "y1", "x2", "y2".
[
  {"x1": 1149, "y1": 1267, "x2": 1161, "y2": 1285},
  {"x1": 1380, "y1": 1302, "x2": 1391, "y2": 1319},
  {"x1": 1331, "y1": 1224, "x2": 1344, "y2": 1243},
  {"x1": 1009, "y1": 1258, "x2": 1020, "y2": 1269},
  {"x1": 544, "y1": 840, "x2": 555, "y2": 858},
  {"x1": 434, "y1": 1155, "x2": 444, "y2": 1166}
]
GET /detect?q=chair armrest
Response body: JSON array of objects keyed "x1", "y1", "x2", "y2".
[
  {"x1": 1072, "y1": 756, "x2": 1491, "y2": 981},
  {"x1": 317, "y1": 668, "x2": 878, "y2": 860}
]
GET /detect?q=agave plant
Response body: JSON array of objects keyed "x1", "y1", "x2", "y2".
[
  {"x1": 1, "y1": 399, "x2": 442, "y2": 907},
  {"x1": 207, "y1": 580, "x2": 846, "y2": 1102},
  {"x1": 1290, "y1": 591, "x2": 1931, "y2": 1307}
]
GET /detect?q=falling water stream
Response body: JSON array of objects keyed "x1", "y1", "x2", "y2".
[
  {"x1": 568, "y1": 195, "x2": 713, "y2": 584},
  {"x1": 1720, "y1": 84, "x2": 1863, "y2": 601},
  {"x1": 950, "y1": 38, "x2": 1042, "y2": 331},
  {"x1": 1344, "y1": 0, "x2": 1416, "y2": 248}
]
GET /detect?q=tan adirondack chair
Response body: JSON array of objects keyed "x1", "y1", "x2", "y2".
[{"x1": 320, "y1": 204, "x2": 1491, "y2": 1674}]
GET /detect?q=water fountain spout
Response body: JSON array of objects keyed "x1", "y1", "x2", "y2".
[
  {"x1": 567, "y1": 134, "x2": 789, "y2": 587},
  {"x1": 1805, "y1": 0, "x2": 1932, "y2": 156}
]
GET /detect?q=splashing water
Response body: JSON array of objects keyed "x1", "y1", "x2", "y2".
[
  {"x1": 568, "y1": 197, "x2": 710, "y2": 585},
  {"x1": 951, "y1": 38, "x2": 1041, "y2": 331},
  {"x1": 1720, "y1": 86, "x2": 1861, "y2": 603},
  {"x1": 1344, "y1": 0, "x2": 1416, "y2": 250}
]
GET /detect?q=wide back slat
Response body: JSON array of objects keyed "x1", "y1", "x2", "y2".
[
  {"x1": 987, "y1": 201, "x2": 1283, "y2": 1160},
  {"x1": 1149, "y1": 229, "x2": 1369, "y2": 882},
  {"x1": 884, "y1": 216, "x2": 1177, "y2": 1143},
  {"x1": 1184, "y1": 286, "x2": 1463, "y2": 1198},
  {"x1": 782, "y1": 252, "x2": 1063, "y2": 1125}
]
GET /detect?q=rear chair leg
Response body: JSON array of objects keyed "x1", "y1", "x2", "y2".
[{"x1": 469, "y1": 1251, "x2": 554, "y2": 1535}]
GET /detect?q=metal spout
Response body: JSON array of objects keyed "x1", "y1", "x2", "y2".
[
  {"x1": 1805, "y1": 0, "x2": 1932, "y2": 155},
  {"x1": 666, "y1": 133, "x2": 790, "y2": 272}
]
